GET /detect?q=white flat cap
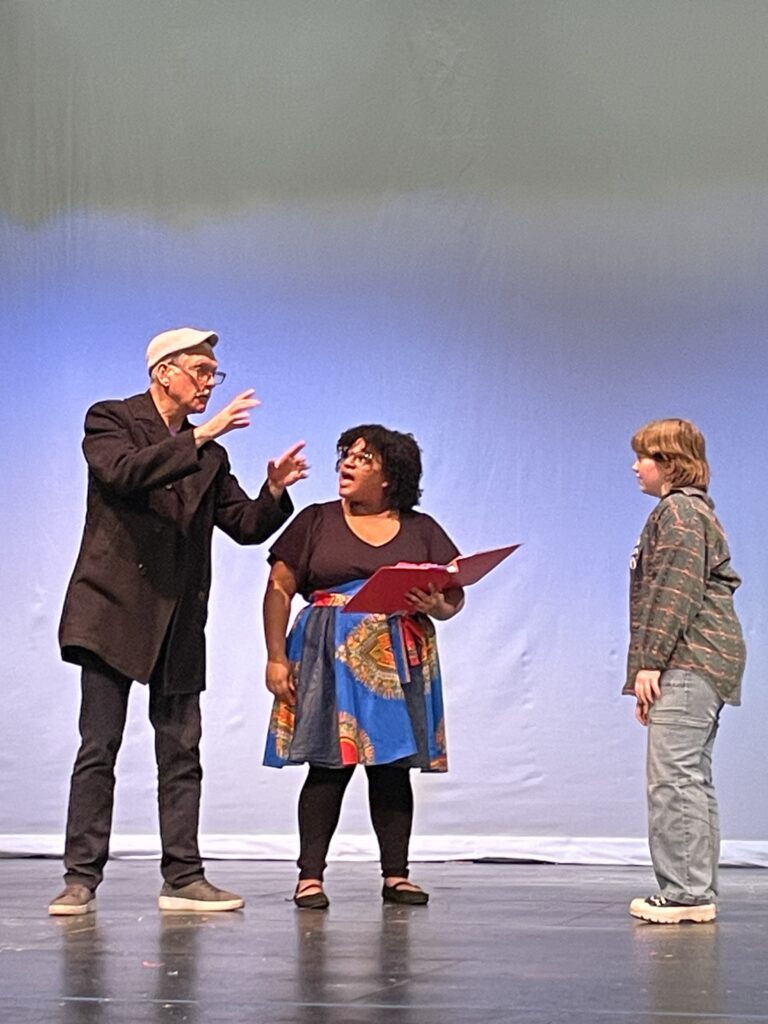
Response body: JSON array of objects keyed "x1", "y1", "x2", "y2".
[{"x1": 146, "y1": 327, "x2": 218, "y2": 370}]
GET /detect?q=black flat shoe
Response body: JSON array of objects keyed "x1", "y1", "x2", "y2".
[
  {"x1": 293, "y1": 884, "x2": 329, "y2": 910},
  {"x1": 382, "y1": 882, "x2": 429, "y2": 905}
]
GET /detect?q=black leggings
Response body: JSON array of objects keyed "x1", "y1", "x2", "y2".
[{"x1": 297, "y1": 764, "x2": 414, "y2": 880}]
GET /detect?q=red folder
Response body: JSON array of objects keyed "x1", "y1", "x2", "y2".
[{"x1": 342, "y1": 544, "x2": 520, "y2": 615}]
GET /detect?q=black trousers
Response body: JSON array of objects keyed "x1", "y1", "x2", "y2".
[
  {"x1": 297, "y1": 764, "x2": 414, "y2": 880},
  {"x1": 63, "y1": 660, "x2": 204, "y2": 890}
]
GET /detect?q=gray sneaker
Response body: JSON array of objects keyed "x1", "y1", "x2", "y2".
[
  {"x1": 48, "y1": 884, "x2": 96, "y2": 916},
  {"x1": 158, "y1": 879, "x2": 245, "y2": 912}
]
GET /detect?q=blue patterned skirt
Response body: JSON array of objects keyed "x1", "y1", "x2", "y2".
[{"x1": 264, "y1": 580, "x2": 448, "y2": 771}]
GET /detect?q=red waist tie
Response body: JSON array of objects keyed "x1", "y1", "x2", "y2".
[{"x1": 400, "y1": 614, "x2": 427, "y2": 668}]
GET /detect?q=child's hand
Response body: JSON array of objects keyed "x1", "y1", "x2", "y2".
[{"x1": 634, "y1": 669, "x2": 661, "y2": 708}]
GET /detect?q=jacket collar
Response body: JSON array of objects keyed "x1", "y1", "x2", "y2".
[
  {"x1": 126, "y1": 390, "x2": 192, "y2": 440},
  {"x1": 665, "y1": 486, "x2": 714, "y2": 509}
]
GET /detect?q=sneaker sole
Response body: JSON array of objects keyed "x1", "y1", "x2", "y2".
[
  {"x1": 158, "y1": 895, "x2": 245, "y2": 912},
  {"x1": 629, "y1": 904, "x2": 716, "y2": 924},
  {"x1": 48, "y1": 899, "x2": 96, "y2": 917}
]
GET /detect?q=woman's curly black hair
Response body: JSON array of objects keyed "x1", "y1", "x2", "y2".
[{"x1": 336, "y1": 424, "x2": 423, "y2": 512}]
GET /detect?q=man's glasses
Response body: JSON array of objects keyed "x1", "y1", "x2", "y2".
[
  {"x1": 169, "y1": 362, "x2": 227, "y2": 388},
  {"x1": 335, "y1": 448, "x2": 376, "y2": 471}
]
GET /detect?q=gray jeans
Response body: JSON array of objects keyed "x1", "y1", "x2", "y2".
[{"x1": 646, "y1": 669, "x2": 724, "y2": 904}]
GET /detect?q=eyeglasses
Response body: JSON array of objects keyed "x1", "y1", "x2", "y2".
[
  {"x1": 169, "y1": 362, "x2": 227, "y2": 388},
  {"x1": 335, "y1": 448, "x2": 377, "y2": 471}
]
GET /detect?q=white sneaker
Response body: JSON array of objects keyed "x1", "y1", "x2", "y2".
[{"x1": 629, "y1": 894, "x2": 716, "y2": 924}]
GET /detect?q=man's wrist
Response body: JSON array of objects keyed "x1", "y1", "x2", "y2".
[{"x1": 193, "y1": 425, "x2": 214, "y2": 449}]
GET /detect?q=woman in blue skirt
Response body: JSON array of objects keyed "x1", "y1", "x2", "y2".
[{"x1": 263, "y1": 425, "x2": 464, "y2": 909}]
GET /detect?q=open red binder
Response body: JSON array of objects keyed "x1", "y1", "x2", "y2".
[{"x1": 342, "y1": 543, "x2": 520, "y2": 615}]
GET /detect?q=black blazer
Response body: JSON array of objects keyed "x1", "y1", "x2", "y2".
[{"x1": 59, "y1": 391, "x2": 292, "y2": 693}]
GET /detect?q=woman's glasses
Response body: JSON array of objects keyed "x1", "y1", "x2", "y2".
[{"x1": 335, "y1": 448, "x2": 376, "y2": 471}]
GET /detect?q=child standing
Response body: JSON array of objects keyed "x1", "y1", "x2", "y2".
[{"x1": 625, "y1": 418, "x2": 745, "y2": 924}]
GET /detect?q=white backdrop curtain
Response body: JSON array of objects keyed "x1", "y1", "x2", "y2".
[{"x1": 1, "y1": 1, "x2": 766, "y2": 864}]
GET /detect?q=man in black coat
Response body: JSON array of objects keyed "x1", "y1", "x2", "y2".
[{"x1": 50, "y1": 327, "x2": 308, "y2": 915}]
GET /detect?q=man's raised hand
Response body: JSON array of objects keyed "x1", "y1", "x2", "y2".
[
  {"x1": 267, "y1": 441, "x2": 309, "y2": 498},
  {"x1": 194, "y1": 390, "x2": 261, "y2": 446}
]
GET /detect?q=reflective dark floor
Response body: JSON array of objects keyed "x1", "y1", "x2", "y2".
[{"x1": 2, "y1": 859, "x2": 768, "y2": 1023}]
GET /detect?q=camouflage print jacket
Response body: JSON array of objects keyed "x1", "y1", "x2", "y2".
[{"x1": 624, "y1": 487, "x2": 746, "y2": 705}]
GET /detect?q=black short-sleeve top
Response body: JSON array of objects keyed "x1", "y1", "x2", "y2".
[{"x1": 269, "y1": 500, "x2": 460, "y2": 600}]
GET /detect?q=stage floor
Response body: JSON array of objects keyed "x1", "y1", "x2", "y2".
[{"x1": 2, "y1": 859, "x2": 767, "y2": 1023}]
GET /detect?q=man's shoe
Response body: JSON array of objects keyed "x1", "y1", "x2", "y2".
[
  {"x1": 382, "y1": 881, "x2": 429, "y2": 906},
  {"x1": 158, "y1": 879, "x2": 244, "y2": 912},
  {"x1": 629, "y1": 894, "x2": 716, "y2": 924},
  {"x1": 48, "y1": 884, "x2": 96, "y2": 916}
]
